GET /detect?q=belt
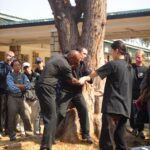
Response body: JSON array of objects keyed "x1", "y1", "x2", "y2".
[{"x1": 9, "y1": 93, "x2": 24, "y2": 98}]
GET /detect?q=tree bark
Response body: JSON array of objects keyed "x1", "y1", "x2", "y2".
[
  {"x1": 48, "y1": 0, "x2": 83, "y2": 53},
  {"x1": 48, "y1": 0, "x2": 107, "y2": 142}
]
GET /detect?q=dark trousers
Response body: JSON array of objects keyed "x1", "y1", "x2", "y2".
[
  {"x1": 99, "y1": 113, "x2": 128, "y2": 150},
  {"x1": 148, "y1": 98, "x2": 150, "y2": 129},
  {"x1": 130, "y1": 103, "x2": 144, "y2": 132},
  {"x1": 0, "y1": 93, "x2": 8, "y2": 134},
  {"x1": 57, "y1": 91, "x2": 90, "y2": 138},
  {"x1": 36, "y1": 84, "x2": 57, "y2": 150}
]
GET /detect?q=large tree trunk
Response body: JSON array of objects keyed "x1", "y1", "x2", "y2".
[{"x1": 48, "y1": 0, "x2": 107, "y2": 142}]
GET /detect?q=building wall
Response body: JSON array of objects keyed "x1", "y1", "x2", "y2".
[
  {"x1": 0, "y1": 38, "x2": 149, "y2": 67},
  {"x1": 0, "y1": 45, "x2": 50, "y2": 69}
]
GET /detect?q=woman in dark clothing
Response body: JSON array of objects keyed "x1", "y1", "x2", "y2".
[{"x1": 80, "y1": 40, "x2": 133, "y2": 150}]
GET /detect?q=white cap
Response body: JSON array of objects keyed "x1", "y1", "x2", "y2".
[{"x1": 22, "y1": 62, "x2": 30, "y2": 68}]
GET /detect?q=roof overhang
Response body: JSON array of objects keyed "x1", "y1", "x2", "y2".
[
  {"x1": 106, "y1": 15, "x2": 150, "y2": 39},
  {"x1": 0, "y1": 9, "x2": 150, "y2": 46}
]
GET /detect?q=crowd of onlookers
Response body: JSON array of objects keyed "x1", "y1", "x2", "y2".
[
  {"x1": 0, "y1": 51, "x2": 44, "y2": 141},
  {"x1": 0, "y1": 41, "x2": 150, "y2": 150}
]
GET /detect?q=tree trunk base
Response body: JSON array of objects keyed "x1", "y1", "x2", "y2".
[{"x1": 56, "y1": 108, "x2": 80, "y2": 143}]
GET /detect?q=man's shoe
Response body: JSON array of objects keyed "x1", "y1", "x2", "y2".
[
  {"x1": 40, "y1": 146, "x2": 50, "y2": 150},
  {"x1": 4, "y1": 129, "x2": 9, "y2": 136},
  {"x1": 20, "y1": 132, "x2": 26, "y2": 137},
  {"x1": 34, "y1": 131, "x2": 40, "y2": 135},
  {"x1": 131, "y1": 129, "x2": 138, "y2": 136},
  {"x1": 138, "y1": 131, "x2": 145, "y2": 139},
  {"x1": 52, "y1": 139, "x2": 60, "y2": 144},
  {"x1": 25, "y1": 131, "x2": 34, "y2": 136},
  {"x1": 10, "y1": 136, "x2": 16, "y2": 141},
  {"x1": 82, "y1": 136, "x2": 93, "y2": 144}
]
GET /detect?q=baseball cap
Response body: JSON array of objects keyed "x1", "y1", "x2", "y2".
[
  {"x1": 22, "y1": 62, "x2": 30, "y2": 68},
  {"x1": 35, "y1": 57, "x2": 43, "y2": 64}
]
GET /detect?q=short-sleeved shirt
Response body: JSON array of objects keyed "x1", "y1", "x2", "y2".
[
  {"x1": 96, "y1": 59, "x2": 133, "y2": 118},
  {"x1": 38, "y1": 54, "x2": 73, "y2": 87}
]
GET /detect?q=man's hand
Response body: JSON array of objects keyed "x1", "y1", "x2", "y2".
[{"x1": 79, "y1": 76, "x2": 91, "y2": 85}]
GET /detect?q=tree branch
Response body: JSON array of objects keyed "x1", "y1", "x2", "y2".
[{"x1": 48, "y1": 0, "x2": 81, "y2": 53}]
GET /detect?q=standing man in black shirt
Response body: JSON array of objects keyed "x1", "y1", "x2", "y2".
[
  {"x1": 130, "y1": 50, "x2": 147, "y2": 138},
  {"x1": 80, "y1": 40, "x2": 133, "y2": 150},
  {"x1": 35, "y1": 50, "x2": 84, "y2": 150},
  {"x1": 34, "y1": 57, "x2": 44, "y2": 75},
  {"x1": 0, "y1": 51, "x2": 15, "y2": 138},
  {"x1": 56, "y1": 48, "x2": 93, "y2": 144}
]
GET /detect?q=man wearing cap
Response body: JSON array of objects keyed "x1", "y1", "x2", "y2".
[
  {"x1": 0, "y1": 51, "x2": 15, "y2": 138},
  {"x1": 23, "y1": 62, "x2": 40, "y2": 135},
  {"x1": 34, "y1": 58, "x2": 44, "y2": 134},
  {"x1": 35, "y1": 50, "x2": 84, "y2": 150},
  {"x1": 34, "y1": 57, "x2": 44, "y2": 76}
]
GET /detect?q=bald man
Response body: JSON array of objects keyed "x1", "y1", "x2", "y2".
[
  {"x1": 0, "y1": 51, "x2": 15, "y2": 138},
  {"x1": 35, "y1": 50, "x2": 84, "y2": 150},
  {"x1": 56, "y1": 48, "x2": 93, "y2": 144}
]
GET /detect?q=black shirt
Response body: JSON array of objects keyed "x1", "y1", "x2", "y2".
[
  {"x1": 96, "y1": 59, "x2": 133, "y2": 118},
  {"x1": 34, "y1": 68, "x2": 43, "y2": 75},
  {"x1": 61, "y1": 61, "x2": 92, "y2": 93},
  {"x1": 140, "y1": 66, "x2": 150, "y2": 90},
  {"x1": 132, "y1": 63, "x2": 147, "y2": 100},
  {"x1": 38, "y1": 54, "x2": 73, "y2": 87}
]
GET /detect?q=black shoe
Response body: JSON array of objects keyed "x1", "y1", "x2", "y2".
[
  {"x1": 10, "y1": 136, "x2": 16, "y2": 141},
  {"x1": 138, "y1": 131, "x2": 145, "y2": 139},
  {"x1": 82, "y1": 136, "x2": 93, "y2": 144},
  {"x1": 131, "y1": 129, "x2": 138, "y2": 136},
  {"x1": 40, "y1": 146, "x2": 50, "y2": 150}
]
